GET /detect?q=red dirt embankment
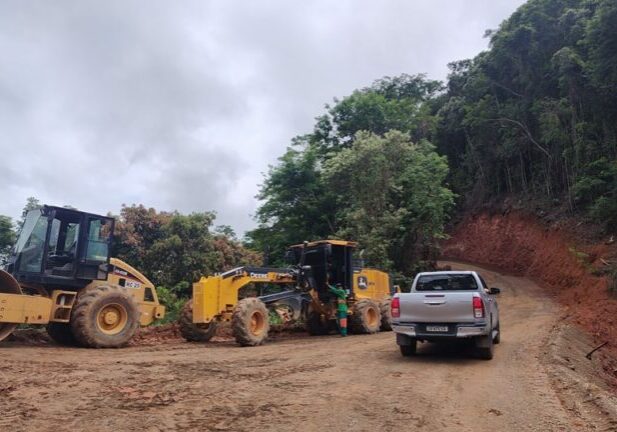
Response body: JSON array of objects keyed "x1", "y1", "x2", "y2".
[{"x1": 442, "y1": 211, "x2": 617, "y2": 358}]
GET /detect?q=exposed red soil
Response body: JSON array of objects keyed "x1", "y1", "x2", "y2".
[{"x1": 442, "y1": 210, "x2": 617, "y2": 377}]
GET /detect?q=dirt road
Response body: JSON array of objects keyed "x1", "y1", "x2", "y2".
[{"x1": 1, "y1": 263, "x2": 616, "y2": 431}]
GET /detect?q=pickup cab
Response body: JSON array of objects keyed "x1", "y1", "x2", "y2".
[{"x1": 391, "y1": 271, "x2": 501, "y2": 360}]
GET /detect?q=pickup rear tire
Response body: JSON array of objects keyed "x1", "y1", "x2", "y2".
[
  {"x1": 400, "y1": 341, "x2": 417, "y2": 357},
  {"x1": 493, "y1": 322, "x2": 501, "y2": 344},
  {"x1": 475, "y1": 333, "x2": 494, "y2": 360}
]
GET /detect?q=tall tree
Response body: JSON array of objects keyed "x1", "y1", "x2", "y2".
[
  {"x1": 324, "y1": 131, "x2": 454, "y2": 274},
  {"x1": 248, "y1": 74, "x2": 446, "y2": 262},
  {"x1": 0, "y1": 216, "x2": 15, "y2": 263}
]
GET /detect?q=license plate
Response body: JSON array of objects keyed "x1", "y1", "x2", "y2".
[{"x1": 426, "y1": 325, "x2": 448, "y2": 332}]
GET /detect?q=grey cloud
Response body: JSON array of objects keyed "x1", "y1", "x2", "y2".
[{"x1": 0, "y1": 0, "x2": 525, "y2": 235}]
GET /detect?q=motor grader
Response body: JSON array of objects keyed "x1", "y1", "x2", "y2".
[
  {"x1": 0, "y1": 205, "x2": 165, "y2": 348},
  {"x1": 179, "y1": 240, "x2": 395, "y2": 346}
]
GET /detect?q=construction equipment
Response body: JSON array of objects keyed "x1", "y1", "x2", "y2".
[
  {"x1": 179, "y1": 240, "x2": 396, "y2": 346},
  {"x1": 0, "y1": 205, "x2": 165, "y2": 347}
]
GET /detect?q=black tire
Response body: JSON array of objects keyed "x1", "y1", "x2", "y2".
[
  {"x1": 46, "y1": 322, "x2": 78, "y2": 346},
  {"x1": 305, "y1": 309, "x2": 330, "y2": 336},
  {"x1": 400, "y1": 341, "x2": 417, "y2": 357},
  {"x1": 493, "y1": 322, "x2": 501, "y2": 344},
  {"x1": 179, "y1": 300, "x2": 218, "y2": 342},
  {"x1": 71, "y1": 285, "x2": 141, "y2": 348},
  {"x1": 380, "y1": 299, "x2": 392, "y2": 331},
  {"x1": 232, "y1": 298, "x2": 270, "y2": 346},
  {"x1": 349, "y1": 299, "x2": 381, "y2": 334},
  {"x1": 475, "y1": 333, "x2": 494, "y2": 360}
]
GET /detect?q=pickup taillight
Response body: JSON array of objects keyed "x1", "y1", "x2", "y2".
[
  {"x1": 391, "y1": 297, "x2": 400, "y2": 318},
  {"x1": 472, "y1": 296, "x2": 485, "y2": 318}
]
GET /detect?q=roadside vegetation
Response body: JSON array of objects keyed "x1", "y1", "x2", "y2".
[
  {"x1": 249, "y1": 0, "x2": 617, "y2": 278},
  {"x1": 0, "y1": 0, "x2": 615, "y2": 303}
]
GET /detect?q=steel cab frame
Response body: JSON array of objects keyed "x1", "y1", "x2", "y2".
[{"x1": 7, "y1": 205, "x2": 114, "y2": 289}]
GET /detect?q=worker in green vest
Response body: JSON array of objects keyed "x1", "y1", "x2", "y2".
[{"x1": 328, "y1": 283, "x2": 348, "y2": 337}]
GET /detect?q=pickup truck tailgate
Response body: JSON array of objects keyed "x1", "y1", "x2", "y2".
[{"x1": 398, "y1": 292, "x2": 476, "y2": 323}]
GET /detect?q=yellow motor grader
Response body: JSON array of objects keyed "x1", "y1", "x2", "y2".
[
  {"x1": 179, "y1": 240, "x2": 395, "y2": 346},
  {"x1": 0, "y1": 205, "x2": 165, "y2": 348}
]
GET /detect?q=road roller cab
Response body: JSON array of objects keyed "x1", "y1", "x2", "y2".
[
  {"x1": 8, "y1": 206, "x2": 114, "y2": 285},
  {"x1": 0, "y1": 205, "x2": 165, "y2": 348}
]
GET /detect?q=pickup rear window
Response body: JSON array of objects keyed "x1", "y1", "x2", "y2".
[{"x1": 415, "y1": 274, "x2": 478, "y2": 291}]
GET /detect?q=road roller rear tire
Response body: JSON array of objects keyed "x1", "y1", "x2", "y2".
[
  {"x1": 46, "y1": 322, "x2": 78, "y2": 346},
  {"x1": 349, "y1": 299, "x2": 381, "y2": 334},
  {"x1": 232, "y1": 297, "x2": 269, "y2": 346},
  {"x1": 179, "y1": 300, "x2": 218, "y2": 342},
  {"x1": 71, "y1": 285, "x2": 140, "y2": 348}
]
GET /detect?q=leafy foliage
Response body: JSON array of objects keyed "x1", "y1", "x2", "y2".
[
  {"x1": 112, "y1": 204, "x2": 261, "y2": 294},
  {"x1": 324, "y1": 131, "x2": 454, "y2": 274},
  {"x1": 0, "y1": 215, "x2": 15, "y2": 263},
  {"x1": 432, "y1": 0, "x2": 617, "y2": 232},
  {"x1": 248, "y1": 75, "x2": 454, "y2": 276}
]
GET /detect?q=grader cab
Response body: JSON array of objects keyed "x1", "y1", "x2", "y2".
[
  {"x1": 180, "y1": 240, "x2": 396, "y2": 346},
  {"x1": 0, "y1": 205, "x2": 165, "y2": 347}
]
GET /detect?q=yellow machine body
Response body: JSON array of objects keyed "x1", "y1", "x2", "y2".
[
  {"x1": 0, "y1": 258, "x2": 165, "y2": 328},
  {"x1": 96, "y1": 258, "x2": 165, "y2": 326},
  {"x1": 191, "y1": 241, "x2": 394, "y2": 325},
  {"x1": 193, "y1": 268, "x2": 295, "y2": 323},
  {"x1": 353, "y1": 268, "x2": 392, "y2": 302}
]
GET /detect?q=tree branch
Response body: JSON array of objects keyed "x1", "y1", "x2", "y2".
[{"x1": 487, "y1": 117, "x2": 551, "y2": 158}]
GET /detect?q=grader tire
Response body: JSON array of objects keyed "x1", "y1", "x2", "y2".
[
  {"x1": 380, "y1": 299, "x2": 393, "y2": 331},
  {"x1": 306, "y1": 310, "x2": 330, "y2": 336},
  {"x1": 46, "y1": 323, "x2": 78, "y2": 346},
  {"x1": 350, "y1": 299, "x2": 381, "y2": 334},
  {"x1": 179, "y1": 300, "x2": 218, "y2": 342},
  {"x1": 71, "y1": 285, "x2": 140, "y2": 348},
  {"x1": 232, "y1": 297, "x2": 269, "y2": 346}
]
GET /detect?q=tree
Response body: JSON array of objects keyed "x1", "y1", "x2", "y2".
[
  {"x1": 247, "y1": 74, "x2": 446, "y2": 261},
  {"x1": 19, "y1": 197, "x2": 41, "y2": 228},
  {"x1": 324, "y1": 131, "x2": 455, "y2": 274},
  {"x1": 431, "y1": 0, "x2": 617, "y2": 232},
  {"x1": 0, "y1": 216, "x2": 15, "y2": 263},
  {"x1": 113, "y1": 205, "x2": 260, "y2": 294}
]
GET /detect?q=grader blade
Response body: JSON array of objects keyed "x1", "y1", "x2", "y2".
[{"x1": 0, "y1": 269, "x2": 22, "y2": 342}]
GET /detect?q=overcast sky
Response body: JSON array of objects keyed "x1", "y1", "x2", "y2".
[{"x1": 0, "y1": 0, "x2": 525, "y2": 236}]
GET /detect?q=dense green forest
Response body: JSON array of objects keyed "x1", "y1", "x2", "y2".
[
  {"x1": 435, "y1": 0, "x2": 617, "y2": 223},
  {"x1": 1, "y1": 0, "x2": 615, "y2": 303},
  {"x1": 249, "y1": 0, "x2": 617, "y2": 276}
]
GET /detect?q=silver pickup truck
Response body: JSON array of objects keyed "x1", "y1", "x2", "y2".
[{"x1": 392, "y1": 271, "x2": 501, "y2": 360}]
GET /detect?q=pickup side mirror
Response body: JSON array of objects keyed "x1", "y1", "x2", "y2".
[{"x1": 489, "y1": 287, "x2": 501, "y2": 295}]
